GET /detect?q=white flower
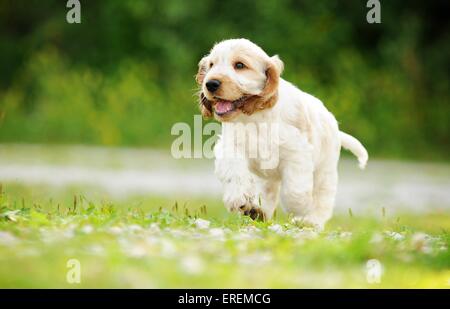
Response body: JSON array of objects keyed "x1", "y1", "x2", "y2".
[
  {"x1": 340, "y1": 231, "x2": 353, "y2": 239},
  {"x1": 385, "y1": 231, "x2": 405, "y2": 241},
  {"x1": 268, "y1": 224, "x2": 283, "y2": 234},
  {"x1": 169, "y1": 228, "x2": 189, "y2": 238},
  {"x1": 286, "y1": 227, "x2": 318, "y2": 239},
  {"x1": 193, "y1": 218, "x2": 210, "y2": 229},
  {"x1": 108, "y1": 226, "x2": 123, "y2": 235},
  {"x1": 209, "y1": 228, "x2": 226, "y2": 240},
  {"x1": 411, "y1": 232, "x2": 429, "y2": 244},
  {"x1": 39, "y1": 228, "x2": 60, "y2": 243},
  {"x1": 0, "y1": 231, "x2": 18, "y2": 246},
  {"x1": 127, "y1": 244, "x2": 147, "y2": 258},
  {"x1": 239, "y1": 226, "x2": 261, "y2": 234},
  {"x1": 234, "y1": 232, "x2": 255, "y2": 240},
  {"x1": 411, "y1": 232, "x2": 432, "y2": 254},
  {"x1": 160, "y1": 239, "x2": 177, "y2": 257},
  {"x1": 61, "y1": 228, "x2": 75, "y2": 239},
  {"x1": 223, "y1": 228, "x2": 232, "y2": 234},
  {"x1": 127, "y1": 224, "x2": 142, "y2": 233},
  {"x1": 366, "y1": 259, "x2": 383, "y2": 284},
  {"x1": 148, "y1": 223, "x2": 160, "y2": 233},
  {"x1": 180, "y1": 255, "x2": 204, "y2": 274},
  {"x1": 145, "y1": 235, "x2": 158, "y2": 245},
  {"x1": 81, "y1": 225, "x2": 94, "y2": 234}
]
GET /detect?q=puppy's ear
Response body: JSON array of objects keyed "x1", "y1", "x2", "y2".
[
  {"x1": 195, "y1": 56, "x2": 209, "y2": 85},
  {"x1": 271, "y1": 55, "x2": 284, "y2": 75},
  {"x1": 261, "y1": 55, "x2": 283, "y2": 97},
  {"x1": 241, "y1": 55, "x2": 283, "y2": 115},
  {"x1": 199, "y1": 92, "x2": 213, "y2": 118},
  {"x1": 195, "y1": 56, "x2": 213, "y2": 118}
]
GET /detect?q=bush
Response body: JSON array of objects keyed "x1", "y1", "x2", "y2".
[{"x1": 0, "y1": 0, "x2": 448, "y2": 159}]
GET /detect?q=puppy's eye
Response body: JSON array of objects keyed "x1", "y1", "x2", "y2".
[
  {"x1": 234, "y1": 62, "x2": 245, "y2": 69},
  {"x1": 209, "y1": 62, "x2": 214, "y2": 68}
]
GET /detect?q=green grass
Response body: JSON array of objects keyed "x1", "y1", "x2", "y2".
[{"x1": 0, "y1": 185, "x2": 449, "y2": 288}]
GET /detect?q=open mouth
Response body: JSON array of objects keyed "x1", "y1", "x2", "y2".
[{"x1": 213, "y1": 97, "x2": 248, "y2": 116}]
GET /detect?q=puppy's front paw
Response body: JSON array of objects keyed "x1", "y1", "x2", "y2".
[
  {"x1": 223, "y1": 190, "x2": 256, "y2": 213},
  {"x1": 223, "y1": 188, "x2": 266, "y2": 221},
  {"x1": 247, "y1": 207, "x2": 266, "y2": 221},
  {"x1": 239, "y1": 203, "x2": 267, "y2": 221}
]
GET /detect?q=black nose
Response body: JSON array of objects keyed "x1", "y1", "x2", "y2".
[{"x1": 206, "y1": 79, "x2": 221, "y2": 93}]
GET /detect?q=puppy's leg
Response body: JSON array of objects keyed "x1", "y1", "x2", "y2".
[
  {"x1": 302, "y1": 166, "x2": 338, "y2": 230},
  {"x1": 256, "y1": 178, "x2": 281, "y2": 220},
  {"x1": 300, "y1": 142, "x2": 340, "y2": 230},
  {"x1": 214, "y1": 139, "x2": 258, "y2": 215},
  {"x1": 279, "y1": 154, "x2": 314, "y2": 224}
]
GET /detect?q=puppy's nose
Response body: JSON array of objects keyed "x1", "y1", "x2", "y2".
[{"x1": 206, "y1": 79, "x2": 221, "y2": 93}]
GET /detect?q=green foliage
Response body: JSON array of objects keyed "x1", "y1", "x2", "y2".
[{"x1": 0, "y1": 0, "x2": 448, "y2": 159}]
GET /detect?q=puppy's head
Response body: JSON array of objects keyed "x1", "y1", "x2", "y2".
[{"x1": 195, "y1": 39, "x2": 283, "y2": 122}]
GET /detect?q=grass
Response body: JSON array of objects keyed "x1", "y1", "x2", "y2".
[{"x1": 0, "y1": 185, "x2": 449, "y2": 288}]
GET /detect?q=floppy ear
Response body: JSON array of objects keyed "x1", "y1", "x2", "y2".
[
  {"x1": 271, "y1": 55, "x2": 284, "y2": 75},
  {"x1": 240, "y1": 55, "x2": 283, "y2": 115},
  {"x1": 199, "y1": 92, "x2": 213, "y2": 118},
  {"x1": 195, "y1": 56, "x2": 209, "y2": 85},
  {"x1": 195, "y1": 56, "x2": 213, "y2": 118},
  {"x1": 260, "y1": 55, "x2": 284, "y2": 97}
]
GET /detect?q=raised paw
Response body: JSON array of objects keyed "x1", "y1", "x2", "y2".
[
  {"x1": 240, "y1": 205, "x2": 266, "y2": 221},
  {"x1": 248, "y1": 207, "x2": 266, "y2": 221}
]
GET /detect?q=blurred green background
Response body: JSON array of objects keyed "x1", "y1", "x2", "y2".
[{"x1": 0, "y1": 0, "x2": 448, "y2": 160}]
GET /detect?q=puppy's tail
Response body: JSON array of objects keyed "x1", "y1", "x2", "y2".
[{"x1": 339, "y1": 131, "x2": 368, "y2": 169}]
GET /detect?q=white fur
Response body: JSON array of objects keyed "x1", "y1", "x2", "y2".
[{"x1": 207, "y1": 39, "x2": 368, "y2": 230}]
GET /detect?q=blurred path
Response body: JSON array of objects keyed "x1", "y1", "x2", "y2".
[{"x1": 0, "y1": 144, "x2": 449, "y2": 214}]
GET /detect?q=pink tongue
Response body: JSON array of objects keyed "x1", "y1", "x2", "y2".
[{"x1": 215, "y1": 101, "x2": 234, "y2": 114}]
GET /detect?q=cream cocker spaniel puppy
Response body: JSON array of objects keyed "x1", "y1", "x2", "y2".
[{"x1": 196, "y1": 39, "x2": 368, "y2": 230}]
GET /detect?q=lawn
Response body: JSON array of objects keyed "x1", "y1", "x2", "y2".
[{"x1": 0, "y1": 185, "x2": 448, "y2": 288}]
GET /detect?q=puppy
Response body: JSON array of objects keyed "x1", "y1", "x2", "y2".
[{"x1": 195, "y1": 39, "x2": 368, "y2": 230}]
